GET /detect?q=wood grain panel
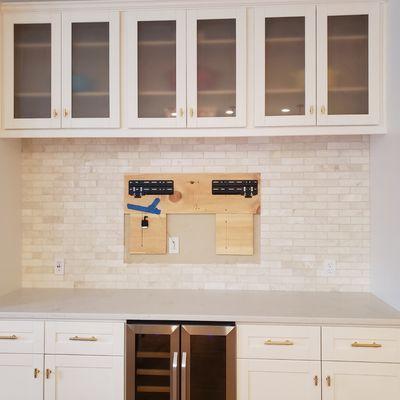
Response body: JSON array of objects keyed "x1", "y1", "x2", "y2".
[
  {"x1": 128, "y1": 214, "x2": 167, "y2": 254},
  {"x1": 216, "y1": 214, "x2": 254, "y2": 255},
  {"x1": 124, "y1": 173, "x2": 261, "y2": 215}
]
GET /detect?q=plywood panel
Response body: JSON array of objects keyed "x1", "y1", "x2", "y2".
[
  {"x1": 216, "y1": 214, "x2": 254, "y2": 255},
  {"x1": 124, "y1": 214, "x2": 260, "y2": 264},
  {"x1": 124, "y1": 173, "x2": 261, "y2": 215},
  {"x1": 128, "y1": 214, "x2": 167, "y2": 255}
]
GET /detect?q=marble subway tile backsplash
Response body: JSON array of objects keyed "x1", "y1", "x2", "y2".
[{"x1": 21, "y1": 135, "x2": 370, "y2": 291}]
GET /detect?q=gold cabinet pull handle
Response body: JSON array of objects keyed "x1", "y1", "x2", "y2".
[
  {"x1": 69, "y1": 336, "x2": 98, "y2": 342},
  {"x1": 0, "y1": 335, "x2": 18, "y2": 340},
  {"x1": 53, "y1": 109, "x2": 59, "y2": 118},
  {"x1": 179, "y1": 108, "x2": 184, "y2": 118},
  {"x1": 264, "y1": 339, "x2": 294, "y2": 346},
  {"x1": 46, "y1": 369, "x2": 52, "y2": 379},
  {"x1": 321, "y1": 105, "x2": 326, "y2": 114},
  {"x1": 310, "y1": 106, "x2": 314, "y2": 115},
  {"x1": 189, "y1": 108, "x2": 194, "y2": 118},
  {"x1": 326, "y1": 376, "x2": 331, "y2": 387},
  {"x1": 351, "y1": 341, "x2": 382, "y2": 348},
  {"x1": 314, "y1": 375, "x2": 319, "y2": 386},
  {"x1": 34, "y1": 368, "x2": 40, "y2": 379},
  {"x1": 63, "y1": 108, "x2": 69, "y2": 118}
]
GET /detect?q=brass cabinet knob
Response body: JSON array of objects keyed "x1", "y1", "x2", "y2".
[
  {"x1": 189, "y1": 108, "x2": 194, "y2": 118},
  {"x1": 326, "y1": 376, "x2": 331, "y2": 387},
  {"x1": 314, "y1": 375, "x2": 319, "y2": 386},
  {"x1": 53, "y1": 109, "x2": 59, "y2": 118},
  {"x1": 34, "y1": 368, "x2": 40, "y2": 379},
  {"x1": 179, "y1": 108, "x2": 184, "y2": 118},
  {"x1": 321, "y1": 105, "x2": 326, "y2": 115},
  {"x1": 310, "y1": 106, "x2": 314, "y2": 115},
  {"x1": 63, "y1": 108, "x2": 69, "y2": 118},
  {"x1": 46, "y1": 369, "x2": 52, "y2": 379}
]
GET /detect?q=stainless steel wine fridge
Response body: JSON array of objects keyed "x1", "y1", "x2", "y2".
[{"x1": 126, "y1": 322, "x2": 236, "y2": 400}]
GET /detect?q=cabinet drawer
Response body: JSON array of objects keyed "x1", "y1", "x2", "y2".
[
  {"x1": 323, "y1": 327, "x2": 400, "y2": 363},
  {"x1": 0, "y1": 320, "x2": 44, "y2": 354},
  {"x1": 237, "y1": 325, "x2": 320, "y2": 360},
  {"x1": 45, "y1": 321, "x2": 124, "y2": 356}
]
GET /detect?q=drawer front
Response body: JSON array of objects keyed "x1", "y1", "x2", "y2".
[
  {"x1": 45, "y1": 321, "x2": 124, "y2": 356},
  {"x1": 323, "y1": 327, "x2": 400, "y2": 363},
  {"x1": 0, "y1": 320, "x2": 44, "y2": 354},
  {"x1": 237, "y1": 325, "x2": 320, "y2": 360}
]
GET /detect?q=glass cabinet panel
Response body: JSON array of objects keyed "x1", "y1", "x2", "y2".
[
  {"x1": 138, "y1": 20, "x2": 177, "y2": 119},
  {"x1": 189, "y1": 334, "x2": 227, "y2": 400},
  {"x1": 126, "y1": 325, "x2": 179, "y2": 400},
  {"x1": 196, "y1": 19, "x2": 236, "y2": 118},
  {"x1": 181, "y1": 325, "x2": 236, "y2": 400},
  {"x1": 71, "y1": 22, "x2": 110, "y2": 118},
  {"x1": 14, "y1": 23, "x2": 52, "y2": 119},
  {"x1": 327, "y1": 15, "x2": 369, "y2": 115},
  {"x1": 264, "y1": 17, "x2": 305, "y2": 116}
]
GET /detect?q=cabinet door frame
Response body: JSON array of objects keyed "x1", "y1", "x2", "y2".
[
  {"x1": 125, "y1": 10, "x2": 187, "y2": 129},
  {"x1": 61, "y1": 11, "x2": 120, "y2": 129},
  {"x1": 322, "y1": 361, "x2": 400, "y2": 400},
  {"x1": 44, "y1": 354, "x2": 124, "y2": 400},
  {"x1": 0, "y1": 353, "x2": 44, "y2": 400},
  {"x1": 254, "y1": 5, "x2": 316, "y2": 127},
  {"x1": 238, "y1": 359, "x2": 321, "y2": 400},
  {"x1": 3, "y1": 12, "x2": 62, "y2": 129},
  {"x1": 186, "y1": 7, "x2": 247, "y2": 128},
  {"x1": 317, "y1": 2, "x2": 381, "y2": 126}
]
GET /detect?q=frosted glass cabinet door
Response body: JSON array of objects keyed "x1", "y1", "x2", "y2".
[
  {"x1": 187, "y1": 9, "x2": 246, "y2": 128},
  {"x1": 317, "y1": 3, "x2": 381, "y2": 126},
  {"x1": 62, "y1": 12, "x2": 120, "y2": 128},
  {"x1": 125, "y1": 10, "x2": 186, "y2": 128},
  {"x1": 254, "y1": 5, "x2": 316, "y2": 126},
  {"x1": 3, "y1": 13, "x2": 61, "y2": 129}
]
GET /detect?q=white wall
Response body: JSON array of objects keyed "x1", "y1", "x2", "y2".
[
  {"x1": 371, "y1": 0, "x2": 400, "y2": 309},
  {"x1": 0, "y1": 139, "x2": 21, "y2": 296}
]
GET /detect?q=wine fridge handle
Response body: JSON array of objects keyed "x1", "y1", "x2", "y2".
[
  {"x1": 172, "y1": 352, "x2": 178, "y2": 400},
  {"x1": 181, "y1": 352, "x2": 187, "y2": 400}
]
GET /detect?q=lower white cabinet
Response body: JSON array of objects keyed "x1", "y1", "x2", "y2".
[
  {"x1": 238, "y1": 359, "x2": 321, "y2": 400},
  {"x1": 322, "y1": 361, "x2": 400, "y2": 400},
  {"x1": 0, "y1": 353, "x2": 44, "y2": 400},
  {"x1": 44, "y1": 355, "x2": 124, "y2": 400}
]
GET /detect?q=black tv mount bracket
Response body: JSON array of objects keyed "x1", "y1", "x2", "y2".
[
  {"x1": 129, "y1": 180, "x2": 174, "y2": 198},
  {"x1": 212, "y1": 180, "x2": 259, "y2": 198}
]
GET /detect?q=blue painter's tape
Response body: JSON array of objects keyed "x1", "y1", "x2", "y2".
[{"x1": 127, "y1": 198, "x2": 161, "y2": 215}]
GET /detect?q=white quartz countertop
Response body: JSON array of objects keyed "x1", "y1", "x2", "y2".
[{"x1": 0, "y1": 289, "x2": 399, "y2": 326}]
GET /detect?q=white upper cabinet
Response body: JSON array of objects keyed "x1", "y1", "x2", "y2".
[
  {"x1": 0, "y1": 1, "x2": 385, "y2": 135},
  {"x1": 317, "y1": 2, "x2": 381, "y2": 126},
  {"x1": 254, "y1": 2, "x2": 382, "y2": 128},
  {"x1": 62, "y1": 11, "x2": 120, "y2": 128},
  {"x1": 3, "y1": 12, "x2": 62, "y2": 129},
  {"x1": 254, "y1": 5, "x2": 316, "y2": 127},
  {"x1": 125, "y1": 10, "x2": 187, "y2": 128},
  {"x1": 125, "y1": 8, "x2": 246, "y2": 129},
  {"x1": 187, "y1": 8, "x2": 247, "y2": 128}
]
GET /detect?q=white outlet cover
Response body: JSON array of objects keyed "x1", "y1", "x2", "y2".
[
  {"x1": 168, "y1": 237, "x2": 179, "y2": 254},
  {"x1": 54, "y1": 259, "x2": 65, "y2": 275},
  {"x1": 323, "y1": 259, "x2": 337, "y2": 276}
]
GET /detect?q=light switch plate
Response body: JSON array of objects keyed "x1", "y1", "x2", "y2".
[
  {"x1": 168, "y1": 237, "x2": 179, "y2": 254},
  {"x1": 54, "y1": 259, "x2": 65, "y2": 275}
]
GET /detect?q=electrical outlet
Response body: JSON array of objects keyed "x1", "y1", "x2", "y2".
[
  {"x1": 168, "y1": 237, "x2": 179, "y2": 254},
  {"x1": 323, "y1": 259, "x2": 336, "y2": 276},
  {"x1": 54, "y1": 259, "x2": 65, "y2": 275}
]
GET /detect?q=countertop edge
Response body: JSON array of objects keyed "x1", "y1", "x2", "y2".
[{"x1": 1, "y1": 311, "x2": 400, "y2": 327}]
